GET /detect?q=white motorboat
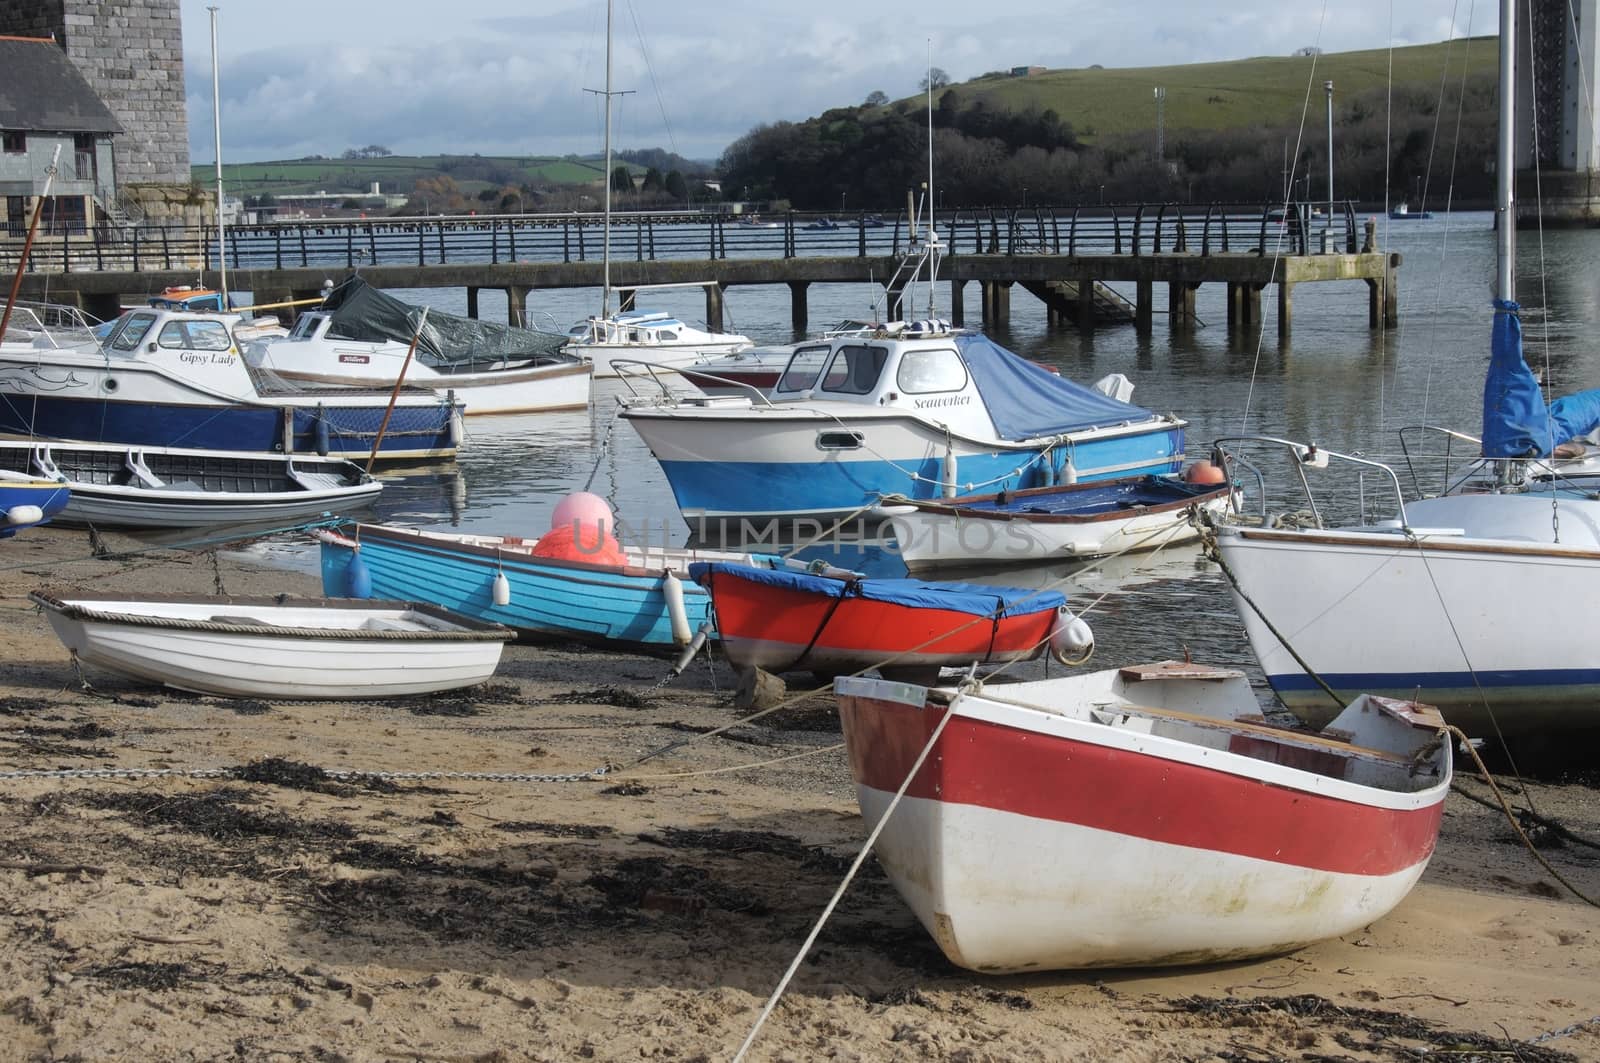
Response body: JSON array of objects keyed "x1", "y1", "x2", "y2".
[
  {"x1": 246, "y1": 279, "x2": 591, "y2": 414},
  {"x1": 0, "y1": 302, "x2": 463, "y2": 462},
  {"x1": 835, "y1": 661, "x2": 1450, "y2": 971},
  {"x1": 31, "y1": 592, "x2": 514, "y2": 698},
  {"x1": 0, "y1": 438, "x2": 381, "y2": 529}
]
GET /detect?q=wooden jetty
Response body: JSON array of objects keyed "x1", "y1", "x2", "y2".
[{"x1": 4, "y1": 203, "x2": 1398, "y2": 338}]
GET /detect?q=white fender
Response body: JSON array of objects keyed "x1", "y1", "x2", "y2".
[
  {"x1": 663, "y1": 570, "x2": 692, "y2": 646},
  {"x1": 5, "y1": 505, "x2": 44, "y2": 526},
  {"x1": 492, "y1": 569, "x2": 512, "y2": 607},
  {"x1": 1050, "y1": 607, "x2": 1095, "y2": 666},
  {"x1": 942, "y1": 445, "x2": 959, "y2": 499}
]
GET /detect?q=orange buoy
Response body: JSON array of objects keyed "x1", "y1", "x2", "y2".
[{"x1": 1182, "y1": 460, "x2": 1227, "y2": 485}]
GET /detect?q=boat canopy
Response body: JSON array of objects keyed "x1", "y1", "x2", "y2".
[
  {"x1": 955, "y1": 333, "x2": 1157, "y2": 441},
  {"x1": 319, "y1": 277, "x2": 568, "y2": 367},
  {"x1": 688, "y1": 562, "x2": 1066, "y2": 618},
  {"x1": 1483, "y1": 299, "x2": 1600, "y2": 457}
]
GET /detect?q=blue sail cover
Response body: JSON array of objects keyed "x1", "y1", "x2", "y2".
[
  {"x1": 1483, "y1": 300, "x2": 1600, "y2": 457},
  {"x1": 954, "y1": 334, "x2": 1158, "y2": 441}
]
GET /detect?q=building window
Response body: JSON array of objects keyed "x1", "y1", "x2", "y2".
[{"x1": 2, "y1": 132, "x2": 24, "y2": 154}]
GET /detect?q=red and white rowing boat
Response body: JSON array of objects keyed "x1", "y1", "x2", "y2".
[
  {"x1": 835, "y1": 661, "x2": 1450, "y2": 971},
  {"x1": 688, "y1": 562, "x2": 1090, "y2": 680}
]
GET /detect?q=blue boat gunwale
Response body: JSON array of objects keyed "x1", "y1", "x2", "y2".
[
  {"x1": 320, "y1": 523, "x2": 728, "y2": 585},
  {"x1": 893, "y1": 476, "x2": 1234, "y2": 525}
]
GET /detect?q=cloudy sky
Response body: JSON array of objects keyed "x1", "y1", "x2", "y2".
[{"x1": 180, "y1": 0, "x2": 1492, "y2": 164}]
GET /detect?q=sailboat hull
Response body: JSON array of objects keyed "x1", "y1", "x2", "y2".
[{"x1": 1215, "y1": 523, "x2": 1600, "y2": 735}]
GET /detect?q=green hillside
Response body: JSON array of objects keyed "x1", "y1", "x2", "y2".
[
  {"x1": 935, "y1": 38, "x2": 1496, "y2": 141},
  {"x1": 194, "y1": 154, "x2": 607, "y2": 199}
]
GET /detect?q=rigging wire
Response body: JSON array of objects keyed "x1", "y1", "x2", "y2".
[{"x1": 1239, "y1": 0, "x2": 1328, "y2": 434}]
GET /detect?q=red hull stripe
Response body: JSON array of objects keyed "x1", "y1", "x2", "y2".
[
  {"x1": 709, "y1": 577, "x2": 1052, "y2": 660},
  {"x1": 839, "y1": 695, "x2": 1443, "y2": 877}
]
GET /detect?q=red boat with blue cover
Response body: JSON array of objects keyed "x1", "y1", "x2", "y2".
[{"x1": 688, "y1": 561, "x2": 1079, "y2": 678}]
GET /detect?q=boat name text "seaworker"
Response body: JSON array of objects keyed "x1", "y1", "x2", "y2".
[{"x1": 913, "y1": 395, "x2": 972, "y2": 409}]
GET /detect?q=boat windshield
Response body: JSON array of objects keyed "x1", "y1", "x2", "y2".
[
  {"x1": 819, "y1": 344, "x2": 889, "y2": 396},
  {"x1": 107, "y1": 312, "x2": 158, "y2": 352},
  {"x1": 774, "y1": 343, "x2": 834, "y2": 393}
]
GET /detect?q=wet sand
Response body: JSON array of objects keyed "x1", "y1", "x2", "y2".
[{"x1": 0, "y1": 526, "x2": 1597, "y2": 1062}]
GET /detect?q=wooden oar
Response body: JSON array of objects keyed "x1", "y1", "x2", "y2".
[{"x1": 364, "y1": 305, "x2": 430, "y2": 473}]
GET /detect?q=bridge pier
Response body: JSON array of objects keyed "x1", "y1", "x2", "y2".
[
  {"x1": 466, "y1": 286, "x2": 479, "y2": 320},
  {"x1": 1077, "y1": 279, "x2": 1094, "y2": 331},
  {"x1": 706, "y1": 284, "x2": 725, "y2": 334},
  {"x1": 1168, "y1": 281, "x2": 1197, "y2": 329},
  {"x1": 980, "y1": 280, "x2": 1011, "y2": 328},
  {"x1": 788, "y1": 281, "x2": 808, "y2": 332},
  {"x1": 1277, "y1": 281, "x2": 1293, "y2": 338},
  {"x1": 1135, "y1": 278, "x2": 1153, "y2": 333},
  {"x1": 949, "y1": 279, "x2": 965, "y2": 326},
  {"x1": 618, "y1": 289, "x2": 636, "y2": 313},
  {"x1": 506, "y1": 285, "x2": 529, "y2": 327}
]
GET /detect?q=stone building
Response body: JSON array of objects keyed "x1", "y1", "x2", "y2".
[
  {"x1": 0, "y1": 0, "x2": 190, "y2": 193},
  {"x1": 0, "y1": 36, "x2": 121, "y2": 234}
]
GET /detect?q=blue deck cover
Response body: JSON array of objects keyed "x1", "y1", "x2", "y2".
[
  {"x1": 689, "y1": 562, "x2": 1066, "y2": 617},
  {"x1": 955, "y1": 333, "x2": 1157, "y2": 441}
]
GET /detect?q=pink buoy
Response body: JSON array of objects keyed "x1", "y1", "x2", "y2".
[
  {"x1": 550, "y1": 491, "x2": 614, "y2": 535},
  {"x1": 1182, "y1": 460, "x2": 1227, "y2": 486}
]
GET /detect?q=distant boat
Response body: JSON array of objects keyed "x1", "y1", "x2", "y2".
[
  {"x1": 246, "y1": 279, "x2": 591, "y2": 415},
  {"x1": 0, "y1": 438, "x2": 381, "y2": 529},
  {"x1": 32, "y1": 591, "x2": 513, "y2": 698},
  {"x1": 835, "y1": 660, "x2": 1451, "y2": 971},
  {"x1": 0, "y1": 478, "x2": 69, "y2": 537},
  {"x1": 1388, "y1": 203, "x2": 1434, "y2": 220}
]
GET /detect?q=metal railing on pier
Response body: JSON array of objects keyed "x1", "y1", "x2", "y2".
[{"x1": 1, "y1": 202, "x2": 1365, "y2": 278}]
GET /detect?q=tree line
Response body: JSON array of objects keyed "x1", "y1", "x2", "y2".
[{"x1": 717, "y1": 76, "x2": 1497, "y2": 210}]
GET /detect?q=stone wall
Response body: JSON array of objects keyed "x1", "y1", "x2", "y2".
[{"x1": 0, "y1": 0, "x2": 191, "y2": 187}]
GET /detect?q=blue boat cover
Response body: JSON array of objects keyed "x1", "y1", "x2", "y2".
[
  {"x1": 688, "y1": 562, "x2": 1066, "y2": 617},
  {"x1": 1483, "y1": 300, "x2": 1600, "y2": 457},
  {"x1": 955, "y1": 333, "x2": 1157, "y2": 442}
]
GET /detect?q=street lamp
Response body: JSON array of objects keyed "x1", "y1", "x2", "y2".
[{"x1": 1324, "y1": 80, "x2": 1335, "y2": 222}]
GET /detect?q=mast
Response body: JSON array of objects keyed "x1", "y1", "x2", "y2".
[
  {"x1": 1496, "y1": 0, "x2": 1515, "y2": 303},
  {"x1": 924, "y1": 40, "x2": 939, "y2": 319},
  {"x1": 601, "y1": 0, "x2": 613, "y2": 318},
  {"x1": 209, "y1": 6, "x2": 228, "y2": 307}
]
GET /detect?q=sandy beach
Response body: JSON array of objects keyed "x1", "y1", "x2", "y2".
[{"x1": 0, "y1": 525, "x2": 1596, "y2": 1062}]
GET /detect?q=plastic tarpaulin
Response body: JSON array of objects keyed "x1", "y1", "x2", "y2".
[
  {"x1": 955, "y1": 333, "x2": 1159, "y2": 441},
  {"x1": 1483, "y1": 300, "x2": 1600, "y2": 457},
  {"x1": 688, "y1": 562, "x2": 1066, "y2": 617},
  {"x1": 319, "y1": 277, "x2": 570, "y2": 368}
]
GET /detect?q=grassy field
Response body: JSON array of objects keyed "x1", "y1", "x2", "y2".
[
  {"x1": 196, "y1": 155, "x2": 607, "y2": 199},
  {"x1": 204, "y1": 38, "x2": 1495, "y2": 197},
  {"x1": 934, "y1": 39, "x2": 1496, "y2": 141}
]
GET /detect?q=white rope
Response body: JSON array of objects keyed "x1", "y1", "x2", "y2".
[{"x1": 731, "y1": 705, "x2": 955, "y2": 1063}]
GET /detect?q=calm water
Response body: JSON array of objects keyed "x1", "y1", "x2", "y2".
[{"x1": 237, "y1": 212, "x2": 1600, "y2": 674}]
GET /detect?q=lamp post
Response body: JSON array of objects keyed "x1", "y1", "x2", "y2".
[{"x1": 1324, "y1": 79, "x2": 1335, "y2": 222}]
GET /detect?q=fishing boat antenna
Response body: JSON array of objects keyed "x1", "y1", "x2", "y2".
[{"x1": 209, "y1": 6, "x2": 227, "y2": 309}]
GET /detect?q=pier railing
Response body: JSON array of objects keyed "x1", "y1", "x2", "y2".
[{"x1": 1, "y1": 202, "x2": 1364, "y2": 277}]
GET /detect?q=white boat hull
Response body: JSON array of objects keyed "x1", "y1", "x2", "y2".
[
  {"x1": 1213, "y1": 516, "x2": 1600, "y2": 735},
  {"x1": 576, "y1": 340, "x2": 754, "y2": 379},
  {"x1": 33, "y1": 595, "x2": 512, "y2": 699},
  {"x1": 253, "y1": 346, "x2": 593, "y2": 414},
  {"x1": 835, "y1": 666, "x2": 1449, "y2": 971},
  {"x1": 890, "y1": 491, "x2": 1228, "y2": 570}
]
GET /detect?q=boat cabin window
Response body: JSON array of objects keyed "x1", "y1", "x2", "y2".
[
  {"x1": 157, "y1": 320, "x2": 233, "y2": 351},
  {"x1": 659, "y1": 331, "x2": 677, "y2": 341},
  {"x1": 289, "y1": 315, "x2": 321, "y2": 339},
  {"x1": 896, "y1": 348, "x2": 968, "y2": 394},
  {"x1": 820, "y1": 344, "x2": 888, "y2": 396},
  {"x1": 774, "y1": 343, "x2": 834, "y2": 393},
  {"x1": 108, "y1": 312, "x2": 158, "y2": 352}
]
